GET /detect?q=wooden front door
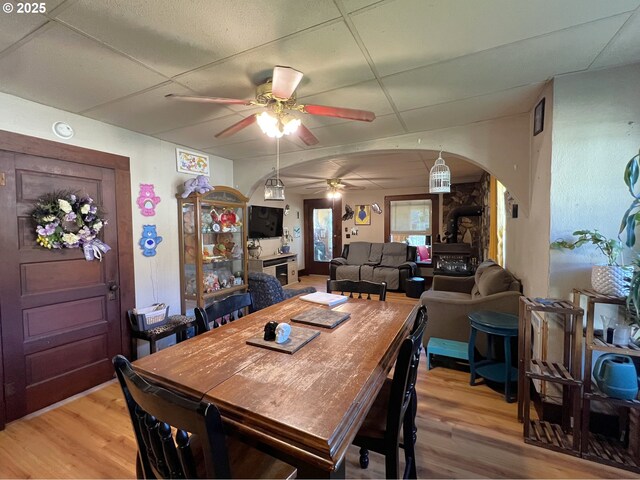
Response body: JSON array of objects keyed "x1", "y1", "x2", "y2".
[
  {"x1": 0, "y1": 151, "x2": 123, "y2": 424},
  {"x1": 303, "y1": 198, "x2": 342, "y2": 275}
]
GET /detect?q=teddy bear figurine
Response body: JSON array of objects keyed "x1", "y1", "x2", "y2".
[
  {"x1": 182, "y1": 209, "x2": 195, "y2": 234},
  {"x1": 181, "y1": 175, "x2": 214, "y2": 198},
  {"x1": 137, "y1": 184, "x2": 161, "y2": 216}
]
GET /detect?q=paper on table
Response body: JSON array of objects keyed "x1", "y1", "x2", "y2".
[{"x1": 299, "y1": 292, "x2": 348, "y2": 307}]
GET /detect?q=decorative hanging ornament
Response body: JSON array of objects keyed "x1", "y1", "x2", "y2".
[
  {"x1": 264, "y1": 137, "x2": 285, "y2": 201},
  {"x1": 429, "y1": 150, "x2": 451, "y2": 193}
]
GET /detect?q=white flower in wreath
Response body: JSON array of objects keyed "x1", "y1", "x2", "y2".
[
  {"x1": 93, "y1": 221, "x2": 103, "y2": 232},
  {"x1": 80, "y1": 204, "x2": 90, "y2": 215},
  {"x1": 62, "y1": 233, "x2": 79, "y2": 245},
  {"x1": 43, "y1": 215, "x2": 56, "y2": 222},
  {"x1": 58, "y1": 199, "x2": 72, "y2": 213}
]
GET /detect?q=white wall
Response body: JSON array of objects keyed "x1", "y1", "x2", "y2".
[
  {"x1": 247, "y1": 189, "x2": 305, "y2": 270},
  {"x1": 235, "y1": 114, "x2": 531, "y2": 213},
  {"x1": 0, "y1": 92, "x2": 234, "y2": 315},
  {"x1": 548, "y1": 63, "x2": 640, "y2": 298},
  {"x1": 506, "y1": 81, "x2": 554, "y2": 297}
]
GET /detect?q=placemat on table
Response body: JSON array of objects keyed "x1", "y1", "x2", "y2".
[
  {"x1": 291, "y1": 307, "x2": 351, "y2": 329},
  {"x1": 246, "y1": 325, "x2": 320, "y2": 354}
]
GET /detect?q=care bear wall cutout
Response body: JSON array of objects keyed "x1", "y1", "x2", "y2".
[
  {"x1": 137, "y1": 184, "x2": 161, "y2": 216},
  {"x1": 139, "y1": 225, "x2": 163, "y2": 257}
]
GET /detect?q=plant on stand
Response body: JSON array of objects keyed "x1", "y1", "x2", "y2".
[
  {"x1": 551, "y1": 230, "x2": 631, "y2": 297},
  {"x1": 619, "y1": 149, "x2": 640, "y2": 321}
]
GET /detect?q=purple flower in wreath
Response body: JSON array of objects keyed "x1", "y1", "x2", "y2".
[
  {"x1": 37, "y1": 222, "x2": 57, "y2": 236},
  {"x1": 85, "y1": 214, "x2": 95, "y2": 222},
  {"x1": 64, "y1": 212, "x2": 77, "y2": 222},
  {"x1": 89, "y1": 205, "x2": 97, "y2": 214},
  {"x1": 69, "y1": 194, "x2": 77, "y2": 202}
]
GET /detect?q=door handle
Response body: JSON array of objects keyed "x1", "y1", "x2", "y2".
[{"x1": 108, "y1": 282, "x2": 119, "y2": 291}]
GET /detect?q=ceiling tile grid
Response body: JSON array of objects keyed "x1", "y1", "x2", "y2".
[
  {"x1": 52, "y1": 0, "x2": 343, "y2": 77},
  {"x1": 0, "y1": 22, "x2": 167, "y2": 112}
]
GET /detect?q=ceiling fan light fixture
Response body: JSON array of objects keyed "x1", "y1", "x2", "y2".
[
  {"x1": 429, "y1": 151, "x2": 451, "y2": 193},
  {"x1": 256, "y1": 111, "x2": 300, "y2": 139}
]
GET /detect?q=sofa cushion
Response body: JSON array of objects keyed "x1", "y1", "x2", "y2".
[
  {"x1": 372, "y1": 266, "x2": 400, "y2": 290},
  {"x1": 421, "y1": 289, "x2": 472, "y2": 302},
  {"x1": 360, "y1": 265, "x2": 375, "y2": 282},
  {"x1": 368, "y1": 243, "x2": 383, "y2": 263},
  {"x1": 380, "y1": 242, "x2": 407, "y2": 267},
  {"x1": 476, "y1": 264, "x2": 517, "y2": 297},
  {"x1": 336, "y1": 265, "x2": 361, "y2": 281},
  {"x1": 346, "y1": 242, "x2": 371, "y2": 265}
]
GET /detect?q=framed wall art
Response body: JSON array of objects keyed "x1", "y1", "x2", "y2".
[
  {"x1": 176, "y1": 148, "x2": 210, "y2": 175},
  {"x1": 354, "y1": 205, "x2": 371, "y2": 225}
]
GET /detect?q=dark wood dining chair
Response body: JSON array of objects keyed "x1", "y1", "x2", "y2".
[
  {"x1": 113, "y1": 355, "x2": 296, "y2": 479},
  {"x1": 194, "y1": 292, "x2": 252, "y2": 334},
  {"x1": 326, "y1": 279, "x2": 387, "y2": 301},
  {"x1": 353, "y1": 305, "x2": 427, "y2": 479}
]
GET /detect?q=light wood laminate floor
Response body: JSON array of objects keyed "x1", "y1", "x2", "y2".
[{"x1": 0, "y1": 275, "x2": 631, "y2": 478}]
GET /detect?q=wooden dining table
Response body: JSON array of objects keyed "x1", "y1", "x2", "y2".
[{"x1": 133, "y1": 296, "x2": 417, "y2": 478}]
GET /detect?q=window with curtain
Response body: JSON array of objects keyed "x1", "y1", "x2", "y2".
[{"x1": 388, "y1": 198, "x2": 433, "y2": 263}]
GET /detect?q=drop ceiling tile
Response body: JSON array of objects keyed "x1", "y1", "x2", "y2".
[
  {"x1": 382, "y1": 16, "x2": 626, "y2": 112},
  {"x1": 305, "y1": 113, "x2": 404, "y2": 148},
  {"x1": 352, "y1": 0, "x2": 640, "y2": 76},
  {"x1": 296, "y1": 79, "x2": 393, "y2": 129},
  {"x1": 0, "y1": 10, "x2": 49, "y2": 52},
  {"x1": 177, "y1": 21, "x2": 374, "y2": 101},
  {"x1": 400, "y1": 84, "x2": 543, "y2": 133},
  {"x1": 54, "y1": 0, "x2": 341, "y2": 77},
  {"x1": 82, "y1": 82, "x2": 235, "y2": 134},
  {"x1": 0, "y1": 23, "x2": 166, "y2": 112},
  {"x1": 204, "y1": 137, "x2": 302, "y2": 160},
  {"x1": 155, "y1": 114, "x2": 248, "y2": 149},
  {"x1": 591, "y1": 11, "x2": 640, "y2": 69},
  {"x1": 342, "y1": 0, "x2": 386, "y2": 13}
]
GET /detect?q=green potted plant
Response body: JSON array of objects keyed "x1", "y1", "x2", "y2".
[
  {"x1": 551, "y1": 230, "x2": 631, "y2": 296},
  {"x1": 619, "y1": 149, "x2": 640, "y2": 316}
]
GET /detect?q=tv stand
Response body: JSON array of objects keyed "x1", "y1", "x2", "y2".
[{"x1": 248, "y1": 253, "x2": 298, "y2": 287}]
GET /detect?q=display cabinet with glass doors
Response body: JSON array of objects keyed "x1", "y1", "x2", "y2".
[{"x1": 177, "y1": 186, "x2": 248, "y2": 314}]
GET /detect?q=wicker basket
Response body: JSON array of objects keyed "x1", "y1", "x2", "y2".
[{"x1": 130, "y1": 304, "x2": 169, "y2": 331}]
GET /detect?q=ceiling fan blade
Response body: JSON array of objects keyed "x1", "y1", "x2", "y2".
[
  {"x1": 271, "y1": 66, "x2": 304, "y2": 99},
  {"x1": 165, "y1": 93, "x2": 252, "y2": 106},
  {"x1": 296, "y1": 124, "x2": 319, "y2": 146},
  {"x1": 215, "y1": 115, "x2": 257, "y2": 138},
  {"x1": 302, "y1": 104, "x2": 376, "y2": 122}
]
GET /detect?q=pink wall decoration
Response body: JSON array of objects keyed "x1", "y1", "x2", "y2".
[{"x1": 137, "y1": 184, "x2": 161, "y2": 216}]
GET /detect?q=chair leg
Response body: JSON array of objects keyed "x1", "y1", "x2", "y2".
[
  {"x1": 404, "y1": 396, "x2": 418, "y2": 479},
  {"x1": 359, "y1": 447, "x2": 369, "y2": 469},
  {"x1": 385, "y1": 445, "x2": 400, "y2": 480}
]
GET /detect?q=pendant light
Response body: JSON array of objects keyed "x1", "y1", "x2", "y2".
[
  {"x1": 264, "y1": 137, "x2": 285, "y2": 201},
  {"x1": 429, "y1": 150, "x2": 451, "y2": 193}
]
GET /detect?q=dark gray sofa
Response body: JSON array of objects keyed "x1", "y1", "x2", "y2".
[{"x1": 329, "y1": 242, "x2": 417, "y2": 292}]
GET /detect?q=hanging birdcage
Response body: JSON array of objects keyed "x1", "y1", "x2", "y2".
[{"x1": 429, "y1": 151, "x2": 451, "y2": 193}]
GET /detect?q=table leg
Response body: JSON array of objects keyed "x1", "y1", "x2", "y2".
[
  {"x1": 505, "y1": 334, "x2": 512, "y2": 403},
  {"x1": 469, "y1": 327, "x2": 477, "y2": 386}
]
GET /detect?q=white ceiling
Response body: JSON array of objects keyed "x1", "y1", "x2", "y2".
[{"x1": 1, "y1": 0, "x2": 639, "y2": 189}]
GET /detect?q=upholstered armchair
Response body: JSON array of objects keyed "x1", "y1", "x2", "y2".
[
  {"x1": 247, "y1": 272, "x2": 316, "y2": 312},
  {"x1": 420, "y1": 260, "x2": 522, "y2": 353}
]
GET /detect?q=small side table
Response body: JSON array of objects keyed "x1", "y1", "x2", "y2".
[
  {"x1": 468, "y1": 310, "x2": 519, "y2": 402},
  {"x1": 405, "y1": 277, "x2": 425, "y2": 298}
]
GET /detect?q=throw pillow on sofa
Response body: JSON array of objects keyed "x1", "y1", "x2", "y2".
[{"x1": 346, "y1": 242, "x2": 371, "y2": 265}]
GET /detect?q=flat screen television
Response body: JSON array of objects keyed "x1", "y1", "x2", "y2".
[{"x1": 248, "y1": 205, "x2": 284, "y2": 239}]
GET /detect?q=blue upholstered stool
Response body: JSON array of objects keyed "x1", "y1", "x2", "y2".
[
  {"x1": 468, "y1": 310, "x2": 519, "y2": 403},
  {"x1": 426, "y1": 338, "x2": 469, "y2": 370}
]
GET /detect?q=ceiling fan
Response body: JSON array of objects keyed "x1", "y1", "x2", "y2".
[
  {"x1": 306, "y1": 178, "x2": 365, "y2": 198},
  {"x1": 166, "y1": 66, "x2": 376, "y2": 146}
]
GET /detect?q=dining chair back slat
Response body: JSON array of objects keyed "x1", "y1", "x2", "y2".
[
  {"x1": 113, "y1": 355, "x2": 232, "y2": 479},
  {"x1": 194, "y1": 292, "x2": 253, "y2": 334},
  {"x1": 326, "y1": 279, "x2": 387, "y2": 301}
]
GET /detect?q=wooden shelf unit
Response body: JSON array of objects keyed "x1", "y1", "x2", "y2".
[
  {"x1": 248, "y1": 253, "x2": 298, "y2": 286},
  {"x1": 519, "y1": 296, "x2": 584, "y2": 455},
  {"x1": 573, "y1": 288, "x2": 639, "y2": 473}
]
